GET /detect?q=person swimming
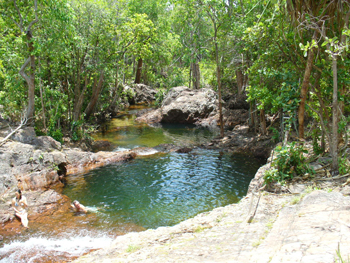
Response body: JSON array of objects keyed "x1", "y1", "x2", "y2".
[
  {"x1": 12, "y1": 189, "x2": 29, "y2": 228},
  {"x1": 71, "y1": 200, "x2": 88, "y2": 213}
]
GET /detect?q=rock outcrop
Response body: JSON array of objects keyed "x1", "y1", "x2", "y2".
[
  {"x1": 72, "y1": 189, "x2": 350, "y2": 263},
  {"x1": 136, "y1": 87, "x2": 251, "y2": 131},
  {"x1": 0, "y1": 127, "x2": 136, "y2": 197},
  {"x1": 160, "y1": 86, "x2": 217, "y2": 124},
  {"x1": 125, "y1": 84, "x2": 157, "y2": 105}
]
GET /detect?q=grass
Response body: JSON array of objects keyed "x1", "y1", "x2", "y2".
[
  {"x1": 194, "y1": 225, "x2": 211, "y2": 233},
  {"x1": 336, "y1": 243, "x2": 350, "y2": 263},
  {"x1": 126, "y1": 244, "x2": 141, "y2": 253},
  {"x1": 290, "y1": 193, "x2": 306, "y2": 205},
  {"x1": 252, "y1": 236, "x2": 265, "y2": 247},
  {"x1": 216, "y1": 212, "x2": 227, "y2": 223},
  {"x1": 266, "y1": 220, "x2": 274, "y2": 230}
]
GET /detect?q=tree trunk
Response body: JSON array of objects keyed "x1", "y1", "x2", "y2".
[
  {"x1": 13, "y1": 0, "x2": 38, "y2": 125},
  {"x1": 19, "y1": 31, "x2": 36, "y2": 124},
  {"x1": 214, "y1": 35, "x2": 224, "y2": 137},
  {"x1": 135, "y1": 58, "x2": 143, "y2": 84},
  {"x1": 236, "y1": 69, "x2": 244, "y2": 95},
  {"x1": 298, "y1": 43, "x2": 315, "y2": 139},
  {"x1": 191, "y1": 62, "x2": 200, "y2": 89},
  {"x1": 330, "y1": 56, "x2": 339, "y2": 175},
  {"x1": 85, "y1": 71, "x2": 105, "y2": 120},
  {"x1": 109, "y1": 65, "x2": 120, "y2": 113},
  {"x1": 73, "y1": 74, "x2": 90, "y2": 122},
  {"x1": 38, "y1": 58, "x2": 47, "y2": 132},
  {"x1": 189, "y1": 65, "x2": 192, "y2": 89},
  {"x1": 260, "y1": 109, "x2": 267, "y2": 135}
]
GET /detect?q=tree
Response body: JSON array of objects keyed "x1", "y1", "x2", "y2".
[
  {"x1": 288, "y1": 0, "x2": 350, "y2": 174},
  {"x1": 1, "y1": 0, "x2": 39, "y2": 123}
]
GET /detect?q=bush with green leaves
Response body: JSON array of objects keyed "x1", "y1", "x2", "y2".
[
  {"x1": 264, "y1": 142, "x2": 315, "y2": 184},
  {"x1": 311, "y1": 128, "x2": 325, "y2": 155},
  {"x1": 339, "y1": 157, "x2": 350, "y2": 176}
]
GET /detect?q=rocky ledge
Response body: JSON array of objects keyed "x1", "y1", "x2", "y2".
[
  {"x1": 0, "y1": 126, "x2": 137, "y2": 228},
  {"x1": 73, "y1": 163, "x2": 350, "y2": 262},
  {"x1": 73, "y1": 188, "x2": 350, "y2": 263}
]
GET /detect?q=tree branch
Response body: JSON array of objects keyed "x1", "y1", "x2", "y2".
[
  {"x1": 19, "y1": 57, "x2": 31, "y2": 84},
  {"x1": 13, "y1": 0, "x2": 24, "y2": 32},
  {"x1": 0, "y1": 118, "x2": 28, "y2": 147}
]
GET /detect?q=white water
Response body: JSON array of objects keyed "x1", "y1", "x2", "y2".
[{"x1": 0, "y1": 234, "x2": 113, "y2": 263}]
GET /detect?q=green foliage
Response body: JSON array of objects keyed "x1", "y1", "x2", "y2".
[
  {"x1": 269, "y1": 127, "x2": 280, "y2": 143},
  {"x1": 71, "y1": 120, "x2": 84, "y2": 142},
  {"x1": 154, "y1": 89, "x2": 165, "y2": 107},
  {"x1": 311, "y1": 128, "x2": 325, "y2": 155},
  {"x1": 339, "y1": 157, "x2": 350, "y2": 176},
  {"x1": 47, "y1": 113, "x2": 64, "y2": 143},
  {"x1": 264, "y1": 143, "x2": 315, "y2": 184}
]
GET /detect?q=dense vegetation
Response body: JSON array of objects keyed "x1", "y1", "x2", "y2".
[{"x1": 1, "y1": 0, "x2": 350, "y2": 175}]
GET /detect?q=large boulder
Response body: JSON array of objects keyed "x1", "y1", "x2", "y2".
[
  {"x1": 160, "y1": 86, "x2": 218, "y2": 124},
  {"x1": 125, "y1": 84, "x2": 157, "y2": 105}
]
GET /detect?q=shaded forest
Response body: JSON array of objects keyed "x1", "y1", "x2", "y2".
[{"x1": 1, "y1": 0, "x2": 350, "y2": 175}]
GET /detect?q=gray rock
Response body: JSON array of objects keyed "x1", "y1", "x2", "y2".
[
  {"x1": 125, "y1": 84, "x2": 157, "y2": 104},
  {"x1": 11, "y1": 127, "x2": 37, "y2": 144},
  {"x1": 161, "y1": 87, "x2": 217, "y2": 124},
  {"x1": 35, "y1": 136, "x2": 62, "y2": 150}
]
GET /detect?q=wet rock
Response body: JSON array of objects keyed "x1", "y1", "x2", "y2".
[
  {"x1": 287, "y1": 183, "x2": 306, "y2": 194},
  {"x1": 35, "y1": 136, "x2": 62, "y2": 150},
  {"x1": 340, "y1": 185, "x2": 350, "y2": 196},
  {"x1": 0, "y1": 134, "x2": 138, "y2": 196},
  {"x1": 233, "y1": 125, "x2": 250, "y2": 134},
  {"x1": 91, "y1": 140, "x2": 112, "y2": 152},
  {"x1": 135, "y1": 108, "x2": 162, "y2": 123},
  {"x1": 27, "y1": 189, "x2": 66, "y2": 216},
  {"x1": 0, "y1": 189, "x2": 66, "y2": 225},
  {"x1": 11, "y1": 127, "x2": 37, "y2": 145},
  {"x1": 175, "y1": 147, "x2": 193, "y2": 153}
]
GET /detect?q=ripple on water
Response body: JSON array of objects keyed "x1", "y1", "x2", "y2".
[{"x1": 63, "y1": 149, "x2": 264, "y2": 229}]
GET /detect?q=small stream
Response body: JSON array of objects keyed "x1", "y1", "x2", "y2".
[{"x1": 0, "y1": 105, "x2": 264, "y2": 263}]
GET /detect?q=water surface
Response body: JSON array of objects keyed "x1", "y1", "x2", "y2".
[
  {"x1": 1, "y1": 105, "x2": 265, "y2": 262},
  {"x1": 63, "y1": 149, "x2": 263, "y2": 229}
]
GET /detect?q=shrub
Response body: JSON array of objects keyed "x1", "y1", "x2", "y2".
[{"x1": 264, "y1": 142, "x2": 314, "y2": 184}]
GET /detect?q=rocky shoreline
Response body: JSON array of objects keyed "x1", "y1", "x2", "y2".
[
  {"x1": 72, "y1": 164, "x2": 350, "y2": 263},
  {"x1": 1, "y1": 124, "x2": 350, "y2": 262},
  {"x1": 2, "y1": 85, "x2": 349, "y2": 262}
]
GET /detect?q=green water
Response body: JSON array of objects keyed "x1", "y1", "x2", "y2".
[
  {"x1": 0, "y1": 106, "x2": 265, "y2": 263},
  {"x1": 93, "y1": 107, "x2": 217, "y2": 150},
  {"x1": 63, "y1": 149, "x2": 263, "y2": 229},
  {"x1": 63, "y1": 106, "x2": 264, "y2": 229}
]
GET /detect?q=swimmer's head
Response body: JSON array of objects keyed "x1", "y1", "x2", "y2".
[{"x1": 16, "y1": 189, "x2": 22, "y2": 198}]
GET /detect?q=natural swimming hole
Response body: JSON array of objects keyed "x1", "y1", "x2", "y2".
[
  {"x1": 0, "y1": 106, "x2": 264, "y2": 262},
  {"x1": 63, "y1": 149, "x2": 263, "y2": 230}
]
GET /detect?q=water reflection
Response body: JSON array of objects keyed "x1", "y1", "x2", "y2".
[
  {"x1": 63, "y1": 149, "x2": 263, "y2": 229},
  {"x1": 1, "y1": 106, "x2": 264, "y2": 262},
  {"x1": 93, "y1": 107, "x2": 218, "y2": 150}
]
